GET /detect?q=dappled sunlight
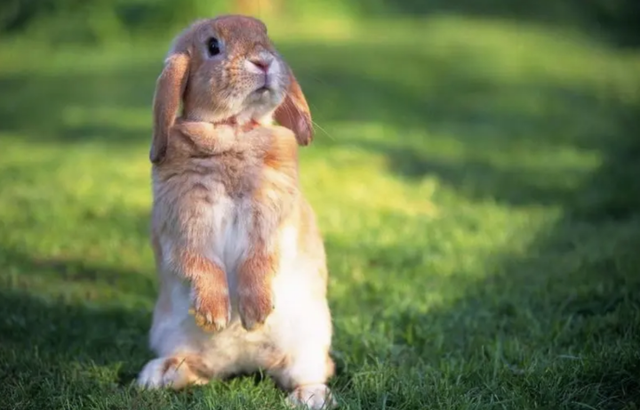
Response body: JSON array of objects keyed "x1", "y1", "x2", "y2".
[
  {"x1": 324, "y1": 202, "x2": 558, "y2": 311},
  {"x1": 277, "y1": 15, "x2": 640, "y2": 91},
  {"x1": 1, "y1": 2, "x2": 639, "y2": 408},
  {"x1": 62, "y1": 105, "x2": 151, "y2": 134},
  {"x1": 301, "y1": 141, "x2": 439, "y2": 222},
  {"x1": 5, "y1": 262, "x2": 154, "y2": 307},
  {"x1": 0, "y1": 141, "x2": 153, "y2": 291}
]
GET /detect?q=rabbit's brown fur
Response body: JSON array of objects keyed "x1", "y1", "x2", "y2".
[{"x1": 137, "y1": 15, "x2": 335, "y2": 409}]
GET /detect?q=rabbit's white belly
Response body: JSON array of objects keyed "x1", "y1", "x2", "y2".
[
  {"x1": 151, "y1": 194, "x2": 330, "y2": 379},
  {"x1": 151, "y1": 194, "x2": 280, "y2": 373}
]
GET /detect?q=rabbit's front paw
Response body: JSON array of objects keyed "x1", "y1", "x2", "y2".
[
  {"x1": 189, "y1": 284, "x2": 230, "y2": 333},
  {"x1": 236, "y1": 253, "x2": 276, "y2": 331},
  {"x1": 237, "y1": 284, "x2": 274, "y2": 331}
]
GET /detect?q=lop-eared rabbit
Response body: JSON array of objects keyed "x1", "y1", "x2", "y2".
[{"x1": 136, "y1": 15, "x2": 336, "y2": 409}]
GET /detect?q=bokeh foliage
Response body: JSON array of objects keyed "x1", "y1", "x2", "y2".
[{"x1": 2, "y1": 0, "x2": 639, "y2": 45}]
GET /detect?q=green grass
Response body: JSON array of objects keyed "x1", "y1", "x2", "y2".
[{"x1": 1, "y1": 13, "x2": 640, "y2": 410}]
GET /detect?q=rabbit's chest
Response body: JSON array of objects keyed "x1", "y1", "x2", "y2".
[
  {"x1": 154, "y1": 157, "x2": 285, "y2": 269},
  {"x1": 179, "y1": 180, "x2": 253, "y2": 252}
]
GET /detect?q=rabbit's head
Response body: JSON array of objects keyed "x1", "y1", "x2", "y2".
[{"x1": 150, "y1": 15, "x2": 313, "y2": 163}]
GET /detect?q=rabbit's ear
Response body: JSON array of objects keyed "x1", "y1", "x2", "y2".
[
  {"x1": 274, "y1": 68, "x2": 313, "y2": 146},
  {"x1": 150, "y1": 50, "x2": 191, "y2": 163}
]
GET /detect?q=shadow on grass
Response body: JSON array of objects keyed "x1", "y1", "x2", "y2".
[
  {"x1": 278, "y1": 40, "x2": 636, "y2": 210},
  {"x1": 0, "y1": 287, "x2": 229, "y2": 409},
  {"x1": 276, "y1": 22, "x2": 640, "y2": 407},
  {"x1": 0, "y1": 65, "x2": 157, "y2": 145},
  {"x1": 437, "y1": 118, "x2": 640, "y2": 406},
  {"x1": 0, "y1": 243, "x2": 287, "y2": 409},
  {"x1": 1, "y1": 246, "x2": 155, "y2": 294},
  {"x1": 0, "y1": 288, "x2": 150, "y2": 399},
  {"x1": 357, "y1": 0, "x2": 640, "y2": 48},
  {"x1": 321, "y1": 90, "x2": 640, "y2": 407}
]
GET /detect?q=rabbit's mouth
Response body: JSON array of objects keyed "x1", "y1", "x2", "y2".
[
  {"x1": 235, "y1": 84, "x2": 283, "y2": 123},
  {"x1": 255, "y1": 85, "x2": 271, "y2": 94},
  {"x1": 255, "y1": 73, "x2": 276, "y2": 93},
  {"x1": 248, "y1": 82, "x2": 281, "y2": 103},
  {"x1": 253, "y1": 86, "x2": 278, "y2": 102}
]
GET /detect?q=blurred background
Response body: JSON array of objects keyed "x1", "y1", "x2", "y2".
[
  {"x1": 1, "y1": 1, "x2": 639, "y2": 409},
  {"x1": 2, "y1": 0, "x2": 640, "y2": 45}
]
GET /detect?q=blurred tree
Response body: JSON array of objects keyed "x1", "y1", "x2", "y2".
[{"x1": 234, "y1": 0, "x2": 283, "y2": 16}]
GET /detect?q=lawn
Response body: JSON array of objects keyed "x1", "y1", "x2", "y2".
[{"x1": 1, "y1": 12, "x2": 640, "y2": 410}]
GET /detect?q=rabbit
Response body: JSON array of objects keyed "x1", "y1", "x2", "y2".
[{"x1": 136, "y1": 15, "x2": 336, "y2": 409}]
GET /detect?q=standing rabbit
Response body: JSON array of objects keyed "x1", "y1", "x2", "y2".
[{"x1": 136, "y1": 15, "x2": 336, "y2": 409}]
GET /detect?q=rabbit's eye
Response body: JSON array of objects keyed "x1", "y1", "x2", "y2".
[{"x1": 207, "y1": 38, "x2": 221, "y2": 56}]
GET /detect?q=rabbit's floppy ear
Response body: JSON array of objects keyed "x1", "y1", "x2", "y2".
[
  {"x1": 274, "y1": 67, "x2": 313, "y2": 146},
  {"x1": 149, "y1": 46, "x2": 191, "y2": 163}
]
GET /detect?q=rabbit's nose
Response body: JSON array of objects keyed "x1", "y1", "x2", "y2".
[{"x1": 249, "y1": 58, "x2": 271, "y2": 73}]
